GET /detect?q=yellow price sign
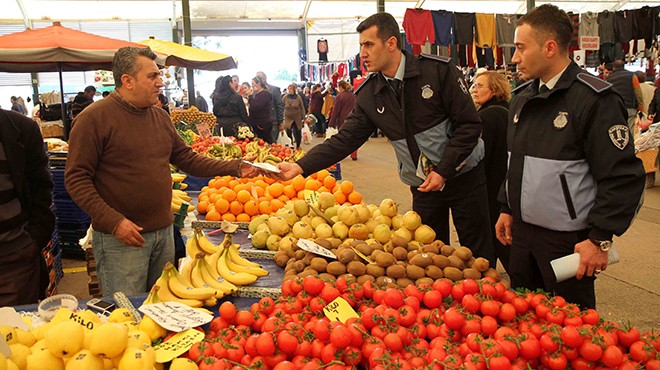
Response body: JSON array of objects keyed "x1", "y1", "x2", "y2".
[
  {"x1": 303, "y1": 190, "x2": 320, "y2": 205},
  {"x1": 323, "y1": 297, "x2": 359, "y2": 323},
  {"x1": 154, "y1": 328, "x2": 204, "y2": 363}
]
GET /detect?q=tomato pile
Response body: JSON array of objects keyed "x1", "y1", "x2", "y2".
[
  {"x1": 191, "y1": 136, "x2": 223, "y2": 154},
  {"x1": 183, "y1": 277, "x2": 660, "y2": 370}
]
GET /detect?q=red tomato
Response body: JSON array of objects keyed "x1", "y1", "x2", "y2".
[
  {"x1": 312, "y1": 319, "x2": 330, "y2": 342},
  {"x1": 320, "y1": 285, "x2": 340, "y2": 303},
  {"x1": 581, "y1": 309, "x2": 601, "y2": 326},
  {"x1": 235, "y1": 311, "x2": 254, "y2": 327},
  {"x1": 188, "y1": 341, "x2": 212, "y2": 362},
  {"x1": 329, "y1": 324, "x2": 352, "y2": 348},
  {"x1": 423, "y1": 290, "x2": 443, "y2": 309},
  {"x1": 629, "y1": 340, "x2": 651, "y2": 363},
  {"x1": 579, "y1": 340, "x2": 604, "y2": 362},
  {"x1": 277, "y1": 330, "x2": 299, "y2": 354},
  {"x1": 321, "y1": 343, "x2": 341, "y2": 363},
  {"x1": 480, "y1": 316, "x2": 498, "y2": 337},
  {"x1": 646, "y1": 360, "x2": 660, "y2": 370},
  {"x1": 511, "y1": 297, "x2": 530, "y2": 314},
  {"x1": 399, "y1": 305, "x2": 417, "y2": 327},
  {"x1": 404, "y1": 284, "x2": 424, "y2": 302},
  {"x1": 519, "y1": 338, "x2": 542, "y2": 360},
  {"x1": 218, "y1": 301, "x2": 237, "y2": 323},
  {"x1": 560, "y1": 325, "x2": 584, "y2": 348},
  {"x1": 432, "y1": 279, "x2": 452, "y2": 298},
  {"x1": 498, "y1": 338, "x2": 520, "y2": 360},
  {"x1": 443, "y1": 307, "x2": 465, "y2": 330},
  {"x1": 546, "y1": 353, "x2": 568, "y2": 370},
  {"x1": 343, "y1": 346, "x2": 363, "y2": 366},
  {"x1": 450, "y1": 283, "x2": 466, "y2": 301},
  {"x1": 255, "y1": 332, "x2": 276, "y2": 356},
  {"x1": 461, "y1": 294, "x2": 481, "y2": 313},
  {"x1": 272, "y1": 361, "x2": 296, "y2": 370},
  {"x1": 617, "y1": 327, "x2": 641, "y2": 348},
  {"x1": 383, "y1": 288, "x2": 405, "y2": 308},
  {"x1": 488, "y1": 355, "x2": 512, "y2": 370},
  {"x1": 563, "y1": 313, "x2": 584, "y2": 327},
  {"x1": 601, "y1": 345, "x2": 625, "y2": 368},
  {"x1": 384, "y1": 332, "x2": 404, "y2": 352},
  {"x1": 301, "y1": 276, "x2": 324, "y2": 296},
  {"x1": 540, "y1": 332, "x2": 560, "y2": 353},
  {"x1": 498, "y1": 302, "x2": 516, "y2": 322},
  {"x1": 480, "y1": 299, "x2": 500, "y2": 317}
]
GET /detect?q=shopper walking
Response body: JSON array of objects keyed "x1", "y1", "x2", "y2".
[
  {"x1": 248, "y1": 76, "x2": 274, "y2": 144},
  {"x1": 308, "y1": 84, "x2": 329, "y2": 136},
  {"x1": 65, "y1": 47, "x2": 258, "y2": 296},
  {"x1": 283, "y1": 83, "x2": 305, "y2": 149},
  {"x1": 212, "y1": 75, "x2": 248, "y2": 137},
  {"x1": 255, "y1": 71, "x2": 284, "y2": 143},
  {"x1": 607, "y1": 60, "x2": 645, "y2": 133},
  {"x1": 274, "y1": 12, "x2": 495, "y2": 266},
  {"x1": 329, "y1": 80, "x2": 358, "y2": 160},
  {"x1": 495, "y1": 5, "x2": 645, "y2": 308}
]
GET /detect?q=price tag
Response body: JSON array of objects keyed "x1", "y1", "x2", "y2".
[
  {"x1": 303, "y1": 190, "x2": 320, "y2": 205},
  {"x1": 196, "y1": 122, "x2": 211, "y2": 139},
  {"x1": 323, "y1": 297, "x2": 359, "y2": 323},
  {"x1": 297, "y1": 239, "x2": 336, "y2": 259},
  {"x1": 51, "y1": 308, "x2": 98, "y2": 331},
  {"x1": 0, "y1": 331, "x2": 11, "y2": 357},
  {"x1": 154, "y1": 328, "x2": 204, "y2": 363},
  {"x1": 139, "y1": 302, "x2": 213, "y2": 332},
  {"x1": 0, "y1": 307, "x2": 29, "y2": 331}
]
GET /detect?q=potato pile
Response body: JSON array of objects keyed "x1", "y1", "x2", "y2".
[
  {"x1": 274, "y1": 235, "x2": 500, "y2": 288},
  {"x1": 171, "y1": 106, "x2": 216, "y2": 128}
]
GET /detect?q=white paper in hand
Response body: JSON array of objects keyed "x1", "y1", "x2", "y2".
[
  {"x1": 139, "y1": 302, "x2": 212, "y2": 332},
  {"x1": 551, "y1": 246, "x2": 620, "y2": 283},
  {"x1": 243, "y1": 160, "x2": 281, "y2": 173}
]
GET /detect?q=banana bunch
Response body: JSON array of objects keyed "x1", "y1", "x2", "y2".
[
  {"x1": 171, "y1": 189, "x2": 193, "y2": 214},
  {"x1": 152, "y1": 262, "x2": 218, "y2": 308},
  {"x1": 292, "y1": 148, "x2": 306, "y2": 161},
  {"x1": 171, "y1": 173, "x2": 187, "y2": 183},
  {"x1": 244, "y1": 140, "x2": 262, "y2": 156},
  {"x1": 213, "y1": 234, "x2": 269, "y2": 285}
]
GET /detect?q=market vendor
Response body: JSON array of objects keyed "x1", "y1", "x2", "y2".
[
  {"x1": 274, "y1": 12, "x2": 495, "y2": 266},
  {"x1": 65, "y1": 47, "x2": 259, "y2": 296},
  {"x1": 494, "y1": 5, "x2": 645, "y2": 309}
]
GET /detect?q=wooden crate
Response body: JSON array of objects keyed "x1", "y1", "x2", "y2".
[{"x1": 636, "y1": 149, "x2": 658, "y2": 174}]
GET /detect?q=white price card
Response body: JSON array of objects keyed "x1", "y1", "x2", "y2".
[
  {"x1": 196, "y1": 122, "x2": 211, "y2": 139},
  {"x1": 0, "y1": 307, "x2": 29, "y2": 331},
  {"x1": 297, "y1": 238, "x2": 336, "y2": 259},
  {"x1": 0, "y1": 333, "x2": 10, "y2": 357},
  {"x1": 242, "y1": 160, "x2": 281, "y2": 173},
  {"x1": 139, "y1": 302, "x2": 213, "y2": 332}
]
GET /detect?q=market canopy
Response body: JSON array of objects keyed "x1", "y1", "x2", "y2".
[
  {"x1": 138, "y1": 38, "x2": 237, "y2": 71},
  {"x1": 0, "y1": 22, "x2": 161, "y2": 73}
]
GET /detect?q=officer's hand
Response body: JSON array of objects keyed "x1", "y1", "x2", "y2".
[
  {"x1": 575, "y1": 239, "x2": 609, "y2": 279},
  {"x1": 417, "y1": 171, "x2": 446, "y2": 192},
  {"x1": 495, "y1": 213, "x2": 513, "y2": 245},
  {"x1": 271, "y1": 162, "x2": 303, "y2": 181},
  {"x1": 113, "y1": 219, "x2": 145, "y2": 248}
]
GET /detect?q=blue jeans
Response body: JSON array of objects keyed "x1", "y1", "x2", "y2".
[{"x1": 92, "y1": 224, "x2": 175, "y2": 296}]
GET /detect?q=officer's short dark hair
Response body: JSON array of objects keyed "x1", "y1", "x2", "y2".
[
  {"x1": 356, "y1": 12, "x2": 403, "y2": 50},
  {"x1": 112, "y1": 47, "x2": 158, "y2": 88},
  {"x1": 517, "y1": 4, "x2": 573, "y2": 52}
]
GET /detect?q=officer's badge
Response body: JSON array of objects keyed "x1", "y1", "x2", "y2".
[
  {"x1": 421, "y1": 85, "x2": 433, "y2": 99},
  {"x1": 377, "y1": 107, "x2": 385, "y2": 114},
  {"x1": 553, "y1": 112, "x2": 569, "y2": 130},
  {"x1": 608, "y1": 125, "x2": 629, "y2": 150},
  {"x1": 513, "y1": 113, "x2": 519, "y2": 124}
]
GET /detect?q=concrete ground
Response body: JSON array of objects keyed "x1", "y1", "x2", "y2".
[{"x1": 58, "y1": 136, "x2": 660, "y2": 332}]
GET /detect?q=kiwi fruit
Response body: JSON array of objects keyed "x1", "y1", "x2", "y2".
[
  {"x1": 391, "y1": 235, "x2": 408, "y2": 248},
  {"x1": 292, "y1": 260, "x2": 306, "y2": 273},
  {"x1": 484, "y1": 268, "x2": 501, "y2": 280},
  {"x1": 329, "y1": 238, "x2": 342, "y2": 249},
  {"x1": 319, "y1": 273, "x2": 336, "y2": 283},
  {"x1": 443, "y1": 266, "x2": 464, "y2": 281},
  {"x1": 431, "y1": 240, "x2": 445, "y2": 248},
  {"x1": 472, "y1": 257, "x2": 490, "y2": 272},
  {"x1": 415, "y1": 277, "x2": 434, "y2": 286},
  {"x1": 371, "y1": 249, "x2": 384, "y2": 260},
  {"x1": 425, "y1": 265, "x2": 444, "y2": 279},
  {"x1": 337, "y1": 248, "x2": 356, "y2": 264},
  {"x1": 441, "y1": 245, "x2": 456, "y2": 256},
  {"x1": 386, "y1": 264, "x2": 406, "y2": 279},
  {"x1": 356, "y1": 274, "x2": 375, "y2": 284},
  {"x1": 432, "y1": 254, "x2": 450, "y2": 269},
  {"x1": 375, "y1": 252, "x2": 396, "y2": 267},
  {"x1": 339, "y1": 273, "x2": 357, "y2": 284},
  {"x1": 448, "y1": 255, "x2": 466, "y2": 269},
  {"x1": 298, "y1": 270, "x2": 317, "y2": 278},
  {"x1": 408, "y1": 241, "x2": 424, "y2": 251},
  {"x1": 409, "y1": 253, "x2": 433, "y2": 268},
  {"x1": 356, "y1": 243, "x2": 374, "y2": 257},
  {"x1": 326, "y1": 261, "x2": 347, "y2": 276},
  {"x1": 315, "y1": 238, "x2": 333, "y2": 250},
  {"x1": 282, "y1": 275, "x2": 296, "y2": 282},
  {"x1": 392, "y1": 247, "x2": 409, "y2": 261},
  {"x1": 301, "y1": 253, "x2": 315, "y2": 265},
  {"x1": 422, "y1": 244, "x2": 440, "y2": 254},
  {"x1": 407, "y1": 250, "x2": 420, "y2": 261},
  {"x1": 310, "y1": 257, "x2": 328, "y2": 272},
  {"x1": 455, "y1": 246, "x2": 473, "y2": 261},
  {"x1": 294, "y1": 249, "x2": 307, "y2": 260},
  {"x1": 273, "y1": 252, "x2": 290, "y2": 268},
  {"x1": 375, "y1": 276, "x2": 397, "y2": 288},
  {"x1": 396, "y1": 278, "x2": 414, "y2": 289},
  {"x1": 365, "y1": 263, "x2": 385, "y2": 277},
  {"x1": 462, "y1": 268, "x2": 482, "y2": 280},
  {"x1": 281, "y1": 245, "x2": 296, "y2": 258},
  {"x1": 347, "y1": 261, "x2": 367, "y2": 276},
  {"x1": 368, "y1": 241, "x2": 383, "y2": 251},
  {"x1": 465, "y1": 257, "x2": 476, "y2": 268},
  {"x1": 406, "y1": 265, "x2": 426, "y2": 280}
]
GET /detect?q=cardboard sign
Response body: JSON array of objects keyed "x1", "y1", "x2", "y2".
[
  {"x1": 324, "y1": 297, "x2": 359, "y2": 323},
  {"x1": 154, "y1": 328, "x2": 204, "y2": 363},
  {"x1": 196, "y1": 122, "x2": 211, "y2": 139},
  {"x1": 579, "y1": 36, "x2": 600, "y2": 51},
  {"x1": 303, "y1": 190, "x2": 320, "y2": 205},
  {"x1": 139, "y1": 302, "x2": 213, "y2": 332},
  {"x1": 0, "y1": 332, "x2": 11, "y2": 357},
  {"x1": 297, "y1": 239, "x2": 336, "y2": 259},
  {"x1": 0, "y1": 307, "x2": 29, "y2": 331}
]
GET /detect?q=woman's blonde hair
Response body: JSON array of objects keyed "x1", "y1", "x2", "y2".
[
  {"x1": 478, "y1": 71, "x2": 511, "y2": 102},
  {"x1": 337, "y1": 80, "x2": 351, "y2": 91}
]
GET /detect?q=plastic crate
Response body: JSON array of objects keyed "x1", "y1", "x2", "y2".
[
  {"x1": 329, "y1": 162, "x2": 342, "y2": 180},
  {"x1": 53, "y1": 249, "x2": 64, "y2": 283},
  {"x1": 53, "y1": 199, "x2": 90, "y2": 223},
  {"x1": 49, "y1": 168, "x2": 67, "y2": 194}
]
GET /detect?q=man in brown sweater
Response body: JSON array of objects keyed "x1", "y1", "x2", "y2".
[{"x1": 65, "y1": 47, "x2": 258, "y2": 295}]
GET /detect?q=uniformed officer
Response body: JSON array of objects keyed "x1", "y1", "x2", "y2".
[
  {"x1": 495, "y1": 4, "x2": 645, "y2": 309},
  {"x1": 274, "y1": 12, "x2": 495, "y2": 265}
]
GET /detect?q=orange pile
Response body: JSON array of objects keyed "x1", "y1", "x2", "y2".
[{"x1": 197, "y1": 171, "x2": 363, "y2": 221}]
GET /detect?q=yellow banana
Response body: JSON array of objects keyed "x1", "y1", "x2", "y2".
[
  {"x1": 203, "y1": 297, "x2": 218, "y2": 307},
  {"x1": 166, "y1": 266, "x2": 216, "y2": 301},
  {"x1": 227, "y1": 244, "x2": 261, "y2": 268},
  {"x1": 178, "y1": 183, "x2": 188, "y2": 190},
  {"x1": 225, "y1": 255, "x2": 269, "y2": 277},
  {"x1": 197, "y1": 256, "x2": 237, "y2": 295},
  {"x1": 171, "y1": 173, "x2": 187, "y2": 182},
  {"x1": 173, "y1": 190, "x2": 192, "y2": 202},
  {"x1": 179, "y1": 259, "x2": 195, "y2": 286},
  {"x1": 186, "y1": 235, "x2": 204, "y2": 258},
  {"x1": 216, "y1": 249, "x2": 258, "y2": 286},
  {"x1": 153, "y1": 267, "x2": 204, "y2": 307},
  {"x1": 172, "y1": 196, "x2": 184, "y2": 206},
  {"x1": 195, "y1": 232, "x2": 219, "y2": 255},
  {"x1": 171, "y1": 202, "x2": 181, "y2": 213},
  {"x1": 142, "y1": 285, "x2": 162, "y2": 306}
]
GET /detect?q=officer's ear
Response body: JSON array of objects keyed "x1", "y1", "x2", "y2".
[
  {"x1": 386, "y1": 36, "x2": 398, "y2": 51},
  {"x1": 544, "y1": 39, "x2": 560, "y2": 58}
]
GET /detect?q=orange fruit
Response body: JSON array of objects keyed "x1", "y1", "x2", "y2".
[
  {"x1": 277, "y1": 195, "x2": 290, "y2": 203},
  {"x1": 222, "y1": 213, "x2": 236, "y2": 222},
  {"x1": 340, "y1": 181, "x2": 354, "y2": 195},
  {"x1": 258, "y1": 201, "x2": 273, "y2": 215},
  {"x1": 297, "y1": 190, "x2": 306, "y2": 199},
  {"x1": 197, "y1": 200, "x2": 209, "y2": 214},
  {"x1": 229, "y1": 201, "x2": 244, "y2": 215},
  {"x1": 228, "y1": 179, "x2": 239, "y2": 189},
  {"x1": 318, "y1": 186, "x2": 330, "y2": 193},
  {"x1": 198, "y1": 193, "x2": 209, "y2": 202},
  {"x1": 271, "y1": 199, "x2": 285, "y2": 212},
  {"x1": 244, "y1": 200, "x2": 259, "y2": 216},
  {"x1": 254, "y1": 186, "x2": 265, "y2": 197},
  {"x1": 201, "y1": 186, "x2": 209, "y2": 193},
  {"x1": 209, "y1": 193, "x2": 220, "y2": 204},
  {"x1": 264, "y1": 177, "x2": 277, "y2": 185},
  {"x1": 268, "y1": 183, "x2": 284, "y2": 198},
  {"x1": 333, "y1": 191, "x2": 347, "y2": 204},
  {"x1": 236, "y1": 190, "x2": 252, "y2": 204},
  {"x1": 208, "y1": 179, "x2": 216, "y2": 189},
  {"x1": 292, "y1": 176, "x2": 306, "y2": 191},
  {"x1": 215, "y1": 198, "x2": 230, "y2": 214},
  {"x1": 348, "y1": 191, "x2": 362, "y2": 204},
  {"x1": 255, "y1": 179, "x2": 268, "y2": 189},
  {"x1": 283, "y1": 185, "x2": 296, "y2": 199},
  {"x1": 316, "y1": 169, "x2": 330, "y2": 182},
  {"x1": 223, "y1": 189, "x2": 237, "y2": 202},
  {"x1": 206, "y1": 210, "x2": 221, "y2": 221},
  {"x1": 305, "y1": 179, "x2": 321, "y2": 191},
  {"x1": 206, "y1": 188, "x2": 218, "y2": 196},
  {"x1": 236, "y1": 213, "x2": 251, "y2": 222},
  {"x1": 215, "y1": 177, "x2": 228, "y2": 189},
  {"x1": 323, "y1": 175, "x2": 337, "y2": 190}
]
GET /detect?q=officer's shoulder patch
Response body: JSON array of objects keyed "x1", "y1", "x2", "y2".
[
  {"x1": 419, "y1": 53, "x2": 450, "y2": 63},
  {"x1": 577, "y1": 73, "x2": 611, "y2": 93},
  {"x1": 354, "y1": 73, "x2": 375, "y2": 94},
  {"x1": 512, "y1": 80, "x2": 533, "y2": 94}
]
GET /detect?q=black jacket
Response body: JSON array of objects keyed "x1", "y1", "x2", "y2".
[
  {"x1": 0, "y1": 110, "x2": 55, "y2": 250},
  {"x1": 478, "y1": 98, "x2": 508, "y2": 223},
  {"x1": 297, "y1": 51, "x2": 484, "y2": 186},
  {"x1": 499, "y1": 62, "x2": 645, "y2": 241},
  {"x1": 213, "y1": 92, "x2": 248, "y2": 126},
  {"x1": 648, "y1": 86, "x2": 660, "y2": 122}
]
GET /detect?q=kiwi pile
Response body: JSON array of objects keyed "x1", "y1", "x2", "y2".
[{"x1": 274, "y1": 235, "x2": 500, "y2": 287}]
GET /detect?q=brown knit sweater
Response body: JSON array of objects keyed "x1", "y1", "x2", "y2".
[{"x1": 65, "y1": 92, "x2": 242, "y2": 234}]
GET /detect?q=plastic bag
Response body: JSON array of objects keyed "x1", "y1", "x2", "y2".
[
  {"x1": 301, "y1": 124, "x2": 312, "y2": 145},
  {"x1": 277, "y1": 130, "x2": 292, "y2": 146},
  {"x1": 325, "y1": 127, "x2": 339, "y2": 139}
]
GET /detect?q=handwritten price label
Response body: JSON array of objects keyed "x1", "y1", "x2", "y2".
[
  {"x1": 154, "y1": 329, "x2": 204, "y2": 363},
  {"x1": 196, "y1": 122, "x2": 211, "y2": 139},
  {"x1": 139, "y1": 302, "x2": 212, "y2": 332},
  {"x1": 323, "y1": 297, "x2": 359, "y2": 323},
  {"x1": 303, "y1": 190, "x2": 320, "y2": 205},
  {"x1": 297, "y1": 239, "x2": 336, "y2": 259}
]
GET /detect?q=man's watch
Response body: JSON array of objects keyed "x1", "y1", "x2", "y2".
[{"x1": 589, "y1": 238, "x2": 612, "y2": 252}]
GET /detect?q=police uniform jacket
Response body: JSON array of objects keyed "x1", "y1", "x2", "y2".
[
  {"x1": 499, "y1": 61, "x2": 645, "y2": 242},
  {"x1": 297, "y1": 50, "x2": 484, "y2": 187}
]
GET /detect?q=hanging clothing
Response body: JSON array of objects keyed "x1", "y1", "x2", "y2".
[
  {"x1": 453, "y1": 12, "x2": 476, "y2": 45},
  {"x1": 403, "y1": 8, "x2": 435, "y2": 45},
  {"x1": 476, "y1": 47, "x2": 495, "y2": 68},
  {"x1": 598, "y1": 11, "x2": 616, "y2": 44},
  {"x1": 653, "y1": 6, "x2": 660, "y2": 37},
  {"x1": 614, "y1": 10, "x2": 634, "y2": 43},
  {"x1": 567, "y1": 12, "x2": 580, "y2": 51},
  {"x1": 337, "y1": 63, "x2": 347, "y2": 78},
  {"x1": 431, "y1": 10, "x2": 454, "y2": 46},
  {"x1": 579, "y1": 12, "x2": 599, "y2": 38},
  {"x1": 496, "y1": 14, "x2": 520, "y2": 47},
  {"x1": 475, "y1": 14, "x2": 496, "y2": 48},
  {"x1": 634, "y1": 7, "x2": 654, "y2": 45},
  {"x1": 318, "y1": 39, "x2": 328, "y2": 62}
]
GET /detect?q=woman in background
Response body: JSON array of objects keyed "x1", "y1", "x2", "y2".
[
  {"x1": 248, "y1": 76, "x2": 274, "y2": 143},
  {"x1": 329, "y1": 80, "x2": 358, "y2": 160},
  {"x1": 283, "y1": 83, "x2": 305, "y2": 149},
  {"x1": 212, "y1": 75, "x2": 248, "y2": 137}
]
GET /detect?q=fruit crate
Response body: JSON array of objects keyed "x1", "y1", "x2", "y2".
[
  {"x1": 52, "y1": 198, "x2": 90, "y2": 224},
  {"x1": 328, "y1": 162, "x2": 342, "y2": 180},
  {"x1": 53, "y1": 249, "x2": 64, "y2": 283},
  {"x1": 49, "y1": 168, "x2": 69, "y2": 195}
]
